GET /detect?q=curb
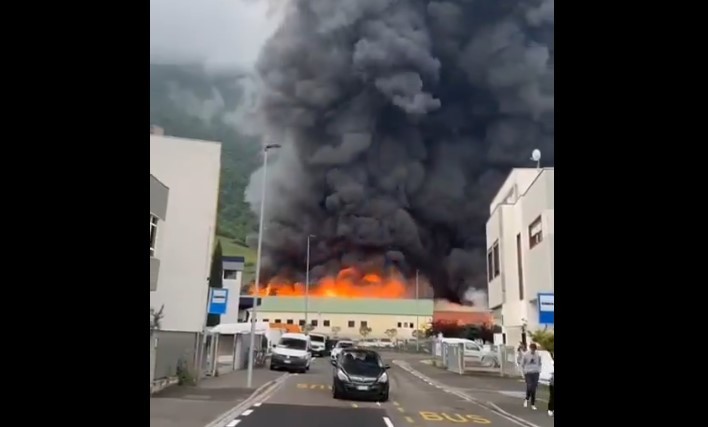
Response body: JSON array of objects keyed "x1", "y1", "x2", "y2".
[
  {"x1": 150, "y1": 377, "x2": 179, "y2": 395},
  {"x1": 202, "y1": 373, "x2": 290, "y2": 427},
  {"x1": 393, "y1": 360, "x2": 541, "y2": 427}
]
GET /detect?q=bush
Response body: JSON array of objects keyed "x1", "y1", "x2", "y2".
[{"x1": 530, "y1": 329, "x2": 554, "y2": 354}]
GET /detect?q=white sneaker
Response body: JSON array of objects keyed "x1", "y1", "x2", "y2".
[
  {"x1": 523, "y1": 400, "x2": 528, "y2": 408},
  {"x1": 548, "y1": 411, "x2": 554, "y2": 417},
  {"x1": 531, "y1": 405, "x2": 537, "y2": 411}
]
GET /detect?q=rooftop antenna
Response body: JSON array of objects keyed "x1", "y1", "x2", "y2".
[{"x1": 530, "y1": 149, "x2": 541, "y2": 170}]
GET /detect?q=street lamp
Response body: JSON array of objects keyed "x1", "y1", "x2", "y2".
[
  {"x1": 246, "y1": 143, "x2": 281, "y2": 388},
  {"x1": 304, "y1": 234, "x2": 316, "y2": 329},
  {"x1": 415, "y1": 269, "x2": 420, "y2": 352}
]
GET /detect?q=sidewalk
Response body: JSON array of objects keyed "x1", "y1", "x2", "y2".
[
  {"x1": 399, "y1": 359, "x2": 553, "y2": 427},
  {"x1": 150, "y1": 369, "x2": 285, "y2": 427}
]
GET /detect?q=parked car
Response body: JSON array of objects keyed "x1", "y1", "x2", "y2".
[
  {"x1": 330, "y1": 340, "x2": 355, "y2": 362},
  {"x1": 331, "y1": 348, "x2": 390, "y2": 401}
]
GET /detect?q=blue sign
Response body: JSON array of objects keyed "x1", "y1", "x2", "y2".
[
  {"x1": 208, "y1": 288, "x2": 229, "y2": 315},
  {"x1": 537, "y1": 293, "x2": 554, "y2": 325}
]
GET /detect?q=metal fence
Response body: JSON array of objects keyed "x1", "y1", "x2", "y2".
[{"x1": 431, "y1": 340, "x2": 524, "y2": 378}]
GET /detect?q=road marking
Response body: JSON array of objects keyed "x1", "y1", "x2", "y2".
[
  {"x1": 393, "y1": 401, "x2": 400, "y2": 406},
  {"x1": 253, "y1": 402, "x2": 262, "y2": 407},
  {"x1": 383, "y1": 416, "x2": 395, "y2": 427},
  {"x1": 226, "y1": 421, "x2": 241, "y2": 427},
  {"x1": 296, "y1": 383, "x2": 329, "y2": 390},
  {"x1": 397, "y1": 407, "x2": 405, "y2": 413},
  {"x1": 241, "y1": 409, "x2": 253, "y2": 416},
  {"x1": 418, "y1": 411, "x2": 491, "y2": 424},
  {"x1": 351, "y1": 403, "x2": 359, "y2": 408},
  {"x1": 405, "y1": 416, "x2": 415, "y2": 423},
  {"x1": 377, "y1": 402, "x2": 382, "y2": 406}
]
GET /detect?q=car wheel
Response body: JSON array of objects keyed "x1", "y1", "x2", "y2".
[
  {"x1": 380, "y1": 389, "x2": 389, "y2": 402},
  {"x1": 269, "y1": 364, "x2": 275, "y2": 371},
  {"x1": 332, "y1": 384, "x2": 341, "y2": 399}
]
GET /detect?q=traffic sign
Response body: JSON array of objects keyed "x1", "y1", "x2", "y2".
[
  {"x1": 208, "y1": 288, "x2": 229, "y2": 315},
  {"x1": 537, "y1": 293, "x2": 554, "y2": 325}
]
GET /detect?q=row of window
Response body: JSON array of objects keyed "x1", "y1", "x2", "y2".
[
  {"x1": 486, "y1": 214, "x2": 544, "y2": 284},
  {"x1": 259, "y1": 318, "x2": 418, "y2": 329}
]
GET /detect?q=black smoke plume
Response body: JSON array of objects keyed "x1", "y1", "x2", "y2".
[{"x1": 245, "y1": 0, "x2": 554, "y2": 304}]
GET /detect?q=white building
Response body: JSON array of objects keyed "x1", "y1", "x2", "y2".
[
  {"x1": 150, "y1": 134, "x2": 221, "y2": 380},
  {"x1": 486, "y1": 168, "x2": 554, "y2": 346}
]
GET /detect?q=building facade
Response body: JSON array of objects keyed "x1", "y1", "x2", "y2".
[
  {"x1": 250, "y1": 297, "x2": 434, "y2": 340},
  {"x1": 150, "y1": 134, "x2": 221, "y2": 380},
  {"x1": 486, "y1": 168, "x2": 554, "y2": 346},
  {"x1": 221, "y1": 256, "x2": 245, "y2": 324}
]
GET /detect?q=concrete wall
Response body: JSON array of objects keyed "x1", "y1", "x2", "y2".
[
  {"x1": 252, "y1": 312, "x2": 433, "y2": 340},
  {"x1": 150, "y1": 175, "x2": 169, "y2": 292},
  {"x1": 150, "y1": 135, "x2": 221, "y2": 333},
  {"x1": 485, "y1": 168, "x2": 554, "y2": 336},
  {"x1": 153, "y1": 330, "x2": 200, "y2": 380}
]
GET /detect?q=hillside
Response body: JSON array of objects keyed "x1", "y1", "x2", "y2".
[{"x1": 150, "y1": 63, "x2": 261, "y2": 246}]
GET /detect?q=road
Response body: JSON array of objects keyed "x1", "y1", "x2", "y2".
[{"x1": 224, "y1": 354, "x2": 544, "y2": 427}]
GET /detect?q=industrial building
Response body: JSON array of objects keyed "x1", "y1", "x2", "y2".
[
  {"x1": 149, "y1": 131, "x2": 222, "y2": 384},
  {"x1": 486, "y1": 168, "x2": 554, "y2": 346},
  {"x1": 249, "y1": 297, "x2": 434, "y2": 340}
]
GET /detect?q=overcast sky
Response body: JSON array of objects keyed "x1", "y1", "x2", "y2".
[{"x1": 150, "y1": 0, "x2": 284, "y2": 71}]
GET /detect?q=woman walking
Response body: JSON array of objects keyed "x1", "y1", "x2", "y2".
[
  {"x1": 547, "y1": 371, "x2": 554, "y2": 416},
  {"x1": 521, "y1": 343, "x2": 542, "y2": 410}
]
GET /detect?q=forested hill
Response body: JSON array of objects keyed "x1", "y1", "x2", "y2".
[{"x1": 150, "y1": 63, "x2": 260, "y2": 243}]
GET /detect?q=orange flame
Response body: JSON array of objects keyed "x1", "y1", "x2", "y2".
[{"x1": 247, "y1": 267, "x2": 407, "y2": 299}]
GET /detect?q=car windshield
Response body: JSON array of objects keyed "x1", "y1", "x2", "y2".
[
  {"x1": 278, "y1": 338, "x2": 307, "y2": 350},
  {"x1": 337, "y1": 342, "x2": 354, "y2": 348},
  {"x1": 310, "y1": 335, "x2": 325, "y2": 342},
  {"x1": 341, "y1": 351, "x2": 382, "y2": 376}
]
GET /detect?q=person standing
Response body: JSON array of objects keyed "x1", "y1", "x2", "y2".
[
  {"x1": 521, "y1": 343, "x2": 542, "y2": 410},
  {"x1": 547, "y1": 371, "x2": 554, "y2": 416}
]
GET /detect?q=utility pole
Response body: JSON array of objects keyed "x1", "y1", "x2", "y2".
[
  {"x1": 415, "y1": 269, "x2": 420, "y2": 352},
  {"x1": 304, "y1": 234, "x2": 315, "y2": 330}
]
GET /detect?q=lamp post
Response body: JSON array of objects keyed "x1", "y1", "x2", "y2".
[
  {"x1": 246, "y1": 143, "x2": 281, "y2": 388},
  {"x1": 304, "y1": 234, "x2": 316, "y2": 330},
  {"x1": 415, "y1": 269, "x2": 420, "y2": 352}
]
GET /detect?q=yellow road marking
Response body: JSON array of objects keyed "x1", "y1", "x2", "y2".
[{"x1": 418, "y1": 411, "x2": 491, "y2": 424}]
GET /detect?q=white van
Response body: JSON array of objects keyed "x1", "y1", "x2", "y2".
[
  {"x1": 270, "y1": 332, "x2": 312, "y2": 373},
  {"x1": 309, "y1": 333, "x2": 328, "y2": 357}
]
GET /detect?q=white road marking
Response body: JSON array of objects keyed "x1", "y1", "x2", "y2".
[
  {"x1": 226, "y1": 420, "x2": 241, "y2": 427},
  {"x1": 383, "y1": 416, "x2": 395, "y2": 427},
  {"x1": 253, "y1": 402, "x2": 262, "y2": 407},
  {"x1": 377, "y1": 402, "x2": 382, "y2": 406},
  {"x1": 241, "y1": 409, "x2": 254, "y2": 416}
]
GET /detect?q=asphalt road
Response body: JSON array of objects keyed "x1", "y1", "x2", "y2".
[{"x1": 228, "y1": 355, "x2": 543, "y2": 427}]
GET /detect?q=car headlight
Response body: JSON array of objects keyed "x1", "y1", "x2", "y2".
[
  {"x1": 337, "y1": 369, "x2": 350, "y2": 382},
  {"x1": 377, "y1": 372, "x2": 388, "y2": 383}
]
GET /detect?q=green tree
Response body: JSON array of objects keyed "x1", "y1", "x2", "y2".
[
  {"x1": 359, "y1": 325, "x2": 372, "y2": 339},
  {"x1": 530, "y1": 329, "x2": 554, "y2": 354},
  {"x1": 384, "y1": 328, "x2": 398, "y2": 340},
  {"x1": 206, "y1": 241, "x2": 224, "y2": 327}
]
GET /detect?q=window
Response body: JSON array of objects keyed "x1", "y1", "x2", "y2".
[
  {"x1": 299, "y1": 319, "x2": 306, "y2": 326},
  {"x1": 487, "y1": 240, "x2": 500, "y2": 282},
  {"x1": 529, "y1": 215, "x2": 543, "y2": 249},
  {"x1": 516, "y1": 233, "x2": 525, "y2": 300},
  {"x1": 311, "y1": 320, "x2": 318, "y2": 327},
  {"x1": 275, "y1": 319, "x2": 281, "y2": 324},
  {"x1": 262, "y1": 318, "x2": 269, "y2": 322},
  {"x1": 397, "y1": 322, "x2": 402, "y2": 328},
  {"x1": 361, "y1": 321, "x2": 368, "y2": 327},
  {"x1": 348, "y1": 320, "x2": 355, "y2": 327},
  {"x1": 223, "y1": 269, "x2": 238, "y2": 280},
  {"x1": 323, "y1": 320, "x2": 330, "y2": 327},
  {"x1": 286, "y1": 319, "x2": 293, "y2": 324},
  {"x1": 149, "y1": 214, "x2": 158, "y2": 257}
]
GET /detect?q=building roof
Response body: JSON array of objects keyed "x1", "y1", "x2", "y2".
[{"x1": 257, "y1": 297, "x2": 434, "y2": 316}]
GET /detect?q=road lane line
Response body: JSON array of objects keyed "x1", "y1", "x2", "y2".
[
  {"x1": 404, "y1": 416, "x2": 414, "y2": 423},
  {"x1": 377, "y1": 402, "x2": 382, "y2": 406},
  {"x1": 351, "y1": 403, "x2": 359, "y2": 408},
  {"x1": 393, "y1": 401, "x2": 400, "y2": 406},
  {"x1": 241, "y1": 409, "x2": 253, "y2": 416},
  {"x1": 383, "y1": 416, "x2": 395, "y2": 427},
  {"x1": 397, "y1": 407, "x2": 405, "y2": 413},
  {"x1": 226, "y1": 421, "x2": 241, "y2": 427},
  {"x1": 253, "y1": 403, "x2": 262, "y2": 407}
]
